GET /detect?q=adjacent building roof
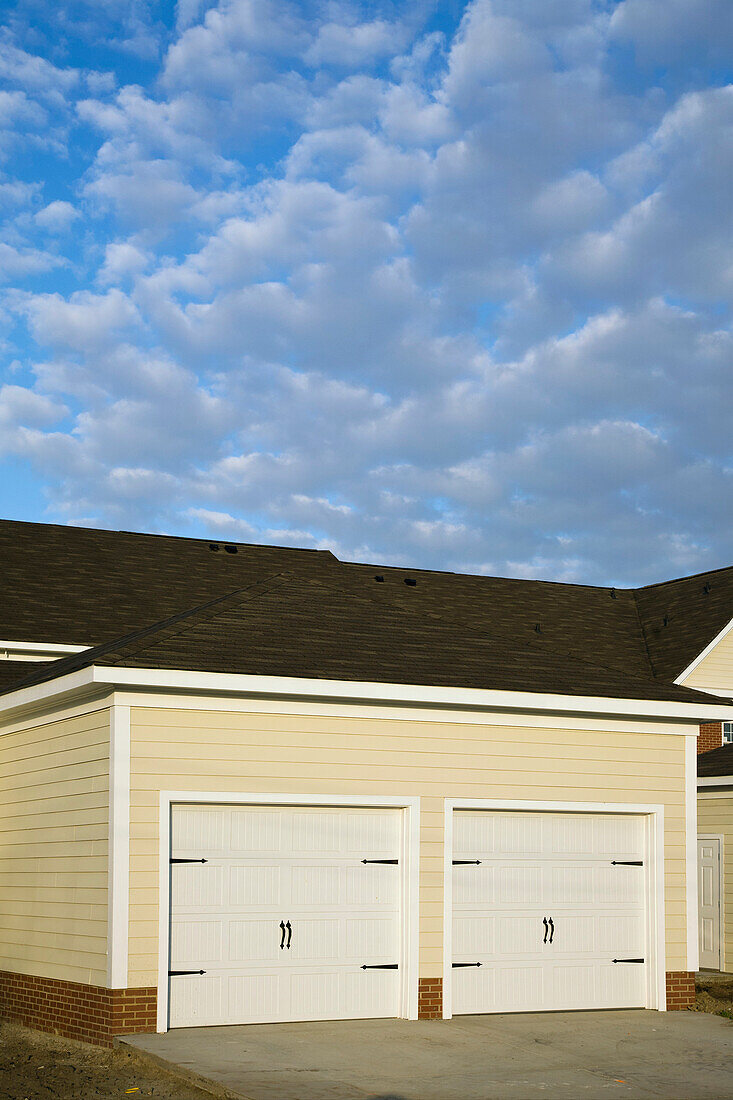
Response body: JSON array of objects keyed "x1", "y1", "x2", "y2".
[
  {"x1": 698, "y1": 744, "x2": 733, "y2": 777},
  {"x1": 0, "y1": 518, "x2": 731, "y2": 706}
]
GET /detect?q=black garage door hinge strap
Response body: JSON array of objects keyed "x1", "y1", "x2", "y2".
[
  {"x1": 611, "y1": 860, "x2": 643, "y2": 866},
  {"x1": 452, "y1": 859, "x2": 482, "y2": 865},
  {"x1": 170, "y1": 857, "x2": 208, "y2": 864},
  {"x1": 612, "y1": 958, "x2": 644, "y2": 963},
  {"x1": 452, "y1": 962, "x2": 482, "y2": 968},
  {"x1": 361, "y1": 963, "x2": 398, "y2": 969},
  {"x1": 169, "y1": 969, "x2": 206, "y2": 976},
  {"x1": 362, "y1": 859, "x2": 399, "y2": 864}
]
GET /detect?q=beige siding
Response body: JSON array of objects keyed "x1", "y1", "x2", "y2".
[
  {"x1": 684, "y1": 626, "x2": 733, "y2": 693},
  {"x1": 698, "y1": 793, "x2": 733, "y2": 972},
  {"x1": 0, "y1": 708, "x2": 110, "y2": 985},
  {"x1": 129, "y1": 704, "x2": 688, "y2": 988}
]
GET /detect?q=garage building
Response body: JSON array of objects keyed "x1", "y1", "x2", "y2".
[{"x1": 1, "y1": 519, "x2": 732, "y2": 1043}]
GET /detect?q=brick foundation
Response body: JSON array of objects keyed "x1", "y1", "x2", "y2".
[
  {"x1": 0, "y1": 971, "x2": 157, "y2": 1047},
  {"x1": 666, "y1": 971, "x2": 695, "y2": 1010},
  {"x1": 698, "y1": 722, "x2": 723, "y2": 754},
  {"x1": 418, "y1": 977, "x2": 443, "y2": 1019}
]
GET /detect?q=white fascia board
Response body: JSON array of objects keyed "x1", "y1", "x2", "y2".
[
  {"x1": 675, "y1": 616, "x2": 733, "y2": 685},
  {"x1": 0, "y1": 639, "x2": 90, "y2": 661},
  {"x1": 3, "y1": 663, "x2": 733, "y2": 725},
  {"x1": 698, "y1": 776, "x2": 733, "y2": 788}
]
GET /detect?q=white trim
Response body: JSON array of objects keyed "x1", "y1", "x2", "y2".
[
  {"x1": 698, "y1": 834, "x2": 725, "y2": 971},
  {"x1": 0, "y1": 639, "x2": 90, "y2": 661},
  {"x1": 97, "y1": 690, "x2": 705, "y2": 736},
  {"x1": 686, "y1": 734, "x2": 699, "y2": 972},
  {"x1": 107, "y1": 704, "x2": 130, "y2": 988},
  {"x1": 698, "y1": 776, "x2": 733, "y2": 788},
  {"x1": 442, "y1": 798, "x2": 667, "y2": 1018},
  {"x1": 3, "y1": 664, "x2": 733, "y2": 725},
  {"x1": 675, "y1": 616, "x2": 733, "y2": 685},
  {"x1": 156, "y1": 791, "x2": 420, "y2": 1033}
]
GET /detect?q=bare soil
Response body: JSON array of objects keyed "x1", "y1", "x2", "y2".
[
  {"x1": 0, "y1": 1023, "x2": 213, "y2": 1100},
  {"x1": 692, "y1": 975, "x2": 733, "y2": 1020}
]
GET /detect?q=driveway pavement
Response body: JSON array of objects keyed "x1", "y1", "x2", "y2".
[{"x1": 120, "y1": 1010, "x2": 733, "y2": 1100}]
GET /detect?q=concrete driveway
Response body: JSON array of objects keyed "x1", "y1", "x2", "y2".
[{"x1": 120, "y1": 1010, "x2": 733, "y2": 1100}]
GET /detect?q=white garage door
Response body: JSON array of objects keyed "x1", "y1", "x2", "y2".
[
  {"x1": 452, "y1": 811, "x2": 648, "y2": 1014},
  {"x1": 168, "y1": 804, "x2": 403, "y2": 1028}
]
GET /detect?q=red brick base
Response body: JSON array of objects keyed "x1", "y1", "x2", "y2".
[
  {"x1": 418, "y1": 977, "x2": 443, "y2": 1019},
  {"x1": 666, "y1": 971, "x2": 695, "y2": 1010},
  {"x1": 0, "y1": 970, "x2": 157, "y2": 1047},
  {"x1": 699, "y1": 722, "x2": 723, "y2": 754}
]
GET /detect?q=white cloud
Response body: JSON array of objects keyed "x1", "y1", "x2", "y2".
[{"x1": 34, "y1": 200, "x2": 80, "y2": 233}]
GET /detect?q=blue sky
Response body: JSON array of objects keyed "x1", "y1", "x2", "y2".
[{"x1": 1, "y1": 0, "x2": 732, "y2": 585}]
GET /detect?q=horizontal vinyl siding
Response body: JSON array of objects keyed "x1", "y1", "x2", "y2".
[
  {"x1": 684, "y1": 627, "x2": 733, "y2": 693},
  {"x1": 698, "y1": 794, "x2": 733, "y2": 972},
  {"x1": 0, "y1": 708, "x2": 110, "y2": 985},
  {"x1": 129, "y1": 705, "x2": 687, "y2": 988}
]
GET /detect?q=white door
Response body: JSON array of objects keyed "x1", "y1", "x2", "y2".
[
  {"x1": 452, "y1": 811, "x2": 648, "y2": 1014},
  {"x1": 698, "y1": 838, "x2": 722, "y2": 970},
  {"x1": 168, "y1": 804, "x2": 403, "y2": 1028}
]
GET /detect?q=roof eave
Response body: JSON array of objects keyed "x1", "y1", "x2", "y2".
[{"x1": 2, "y1": 664, "x2": 732, "y2": 727}]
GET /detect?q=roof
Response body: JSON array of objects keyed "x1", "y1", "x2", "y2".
[
  {"x1": 3, "y1": 568, "x2": 722, "y2": 707},
  {"x1": 698, "y1": 744, "x2": 733, "y2": 777},
  {"x1": 0, "y1": 517, "x2": 732, "y2": 706}
]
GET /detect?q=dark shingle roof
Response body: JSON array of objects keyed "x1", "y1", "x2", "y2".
[
  {"x1": 0, "y1": 518, "x2": 732, "y2": 705},
  {"x1": 698, "y1": 744, "x2": 733, "y2": 777},
  {"x1": 6, "y1": 571, "x2": 722, "y2": 706},
  {"x1": 0, "y1": 660, "x2": 55, "y2": 694}
]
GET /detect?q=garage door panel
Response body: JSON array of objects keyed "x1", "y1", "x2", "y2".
[
  {"x1": 170, "y1": 918, "x2": 224, "y2": 964},
  {"x1": 228, "y1": 918, "x2": 284, "y2": 963},
  {"x1": 347, "y1": 864, "x2": 399, "y2": 905},
  {"x1": 169, "y1": 973, "x2": 224, "y2": 1027},
  {"x1": 229, "y1": 864, "x2": 283, "y2": 907},
  {"x1": 169, "y1": 804, "x2": 403, "y2": 1028},
  {"x1": 291, "y1": 864, "x2": 342, "y2": 906},
  {"x1": 230, "y1": 809, "x2": 282, "y2": 853},
  {"x1": 228, "y1": 973, "x2": 282, "y2": 1022},
  {"x1": 452, "y1": 810, "x2": 648, "y2": 1016},
  {"x1": 172, "y1": 863, "x2": 225, "y2": 908}
]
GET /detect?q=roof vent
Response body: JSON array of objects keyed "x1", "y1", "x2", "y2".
[
  {"x1": 209, "y1": 544, "x2": 220, "y2": 552},
  {"x1": 224, "y1": 544, "x2": 238, "y2": 554},
  {"x1": 703, "y1": 582, "x2": 712, "y2": 594},
  {"x1": 610, "y1": 587, "x2": 617, "y2": 599},
  {"x1": 663, "y1": 614, "x2": 669, "y2": 627},
  {"x1": 374, "y1": 575, "x2": 385, "y2": 583},
  {"x1": 534, "y1": 623, "x2": 541, "y2": 633},
  {"x1": 404, "y1": 577, "x2": 417, "y2": 587}
]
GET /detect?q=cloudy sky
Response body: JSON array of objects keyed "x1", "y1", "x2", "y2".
[{"x1": 0, "y1": 0, "x2": 731, "y2": 585}]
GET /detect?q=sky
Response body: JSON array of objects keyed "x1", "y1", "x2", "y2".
[{"x1": 0, "y1": 0, "x2": 732, "y2": 586}]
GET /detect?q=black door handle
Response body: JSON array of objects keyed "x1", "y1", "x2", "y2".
[
  {"x1": 286, "y1": 920, "x2": 292, "y2": 949},
  {"x1": 548, "y1": 918, "x2": 554, "y2": 944},
  {"x1": 280, "y1": 920, "x2": 286, "y2": 949},
  {"x1": 543, "y1": 917, "x2": 548, "y2": 943}
]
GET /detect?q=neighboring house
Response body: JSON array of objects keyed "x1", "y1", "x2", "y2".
[
  {"x1": 1, "y1": 519, "x2": 733, "y2": 1045},
  {"x1": 697, "y1": 745, "x2": 733, "y2": 973}
]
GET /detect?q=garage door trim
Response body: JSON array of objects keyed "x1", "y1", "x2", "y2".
[
  {"x1": 442, "y1": 798, "x2": 666, "y2": 1018},
  {"x1": 157, "y1": 791, "x2": 420, "y2": 1032}
]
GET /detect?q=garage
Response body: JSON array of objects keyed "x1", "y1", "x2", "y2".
[
  {"x1": 450, "y1": 809, "x2": 651, "y2": 1014},
  {"x1": 167, "y1": 803, "x2": 406, "y2": 1028}
]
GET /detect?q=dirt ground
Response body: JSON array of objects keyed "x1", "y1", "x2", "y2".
[
  {"x1": 0, "y1": 1023, "x2": 214, "y2": 1100},
  {"x1": 692, "y1": 975, "x2": 733, "y2": 1020}
]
